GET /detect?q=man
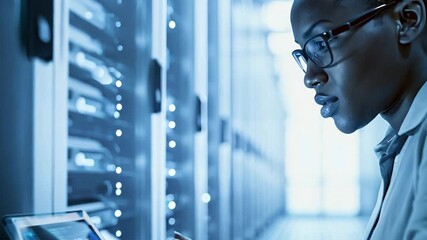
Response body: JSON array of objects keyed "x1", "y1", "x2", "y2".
[{"x1": 291, "y1": 0, "x2": 427, "y2": 239}]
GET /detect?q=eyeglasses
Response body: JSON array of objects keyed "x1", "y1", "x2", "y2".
[{"x1": 292, "y1": 1, "x2": 398, "y2": 73}]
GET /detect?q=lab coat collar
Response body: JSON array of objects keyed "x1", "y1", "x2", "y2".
[{"x1": 398, "y1": 81, "x2": 427, "y2": 136}]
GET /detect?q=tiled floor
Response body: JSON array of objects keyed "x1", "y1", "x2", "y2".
[{"x1": 259, "y1": 216, "x2": 369, "y2": 240}]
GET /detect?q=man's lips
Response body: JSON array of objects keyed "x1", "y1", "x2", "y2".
[
  {"x1": 314, "y1": 94, "x2": 339, "y2": 118},
  {"x1": 314, "y1": 94, "x2": 338, "y2": 105}
]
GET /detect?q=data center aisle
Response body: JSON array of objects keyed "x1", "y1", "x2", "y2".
[{"x1": 259, "y1": 217, "x2": 368, "y2": 240}]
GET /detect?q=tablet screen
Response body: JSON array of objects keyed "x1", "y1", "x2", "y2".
[
  {"x1": 3, "y1": 211, "x2": 104, "y2": 240},
  {"x1": 20, "y1": 220, "x2": 101, "y2": 240}
]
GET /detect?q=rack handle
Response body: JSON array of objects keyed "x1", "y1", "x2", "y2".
[
  {"x1": 149, "y1": 59, "x2": 162, "y2": 113},
  {"x1": 26, "y1": 0, "x2": 53, "y2": 61},
  {"x1": 195, "y1": 95, "x2": 202, "y2": 132}
]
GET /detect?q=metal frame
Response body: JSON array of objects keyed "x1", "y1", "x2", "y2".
[
  {"x1": 194, "y1": 0, "x2": 209, "y2": 239},
  {"x1": 151, "y1": 0, "x2": 167, "y2": 239}
]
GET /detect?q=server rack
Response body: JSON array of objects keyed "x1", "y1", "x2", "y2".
[
  {"x1": 164, "y1": 0, "x2": 209, "y2": 239},
  {"x1": 0, "y1": 0, "x2": 68, "y2": 238},
  {"x1": 165, "y1": 0, "x2": 196, "y2": 238},
  {"x1": 207, "y1": 0, "x2": 233, "y2": 239},
  {"x1": 65, "y1": 0, "x2": 153, "y2": 239},
  {"x1": 230, "y1": 1, "x2": 286, "y2": 239},
  {"x1": 0, "y1": 3, "x2": 41, "y2": 237},
  {"x1": 206, "y1": 0, "x2": 286, "y2": 239},
  {"x1": 0, "y1": 0, "x2": 165, "y2": 239},
  {"x1": 1, "y1": 1, "x2": 286, "y2": 239}
]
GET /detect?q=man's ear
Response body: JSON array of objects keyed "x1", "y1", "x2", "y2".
[{"x1": 397, "y1": 0, "x2": 426, "y2": 44}]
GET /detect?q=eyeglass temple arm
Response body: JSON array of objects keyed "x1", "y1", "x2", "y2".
[{"x1": 328, "y1": 1, "x2": 397, "y2": 37}]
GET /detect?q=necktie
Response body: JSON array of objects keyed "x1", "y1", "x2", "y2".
[{"x1": 374, "y1": 132, "x2": 408, "y2": 197}]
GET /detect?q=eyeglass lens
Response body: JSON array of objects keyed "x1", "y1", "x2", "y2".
[
  {"x1": 305, "y1": 35, "x2": 333, "y2": 68},
  {"x1": 294, "y1": 53, "x2": 308, "y2": 73}
]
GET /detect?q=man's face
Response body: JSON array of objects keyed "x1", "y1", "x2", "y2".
[{"x1": 291, "y1": 0, "x2": 405, "y2": 133}]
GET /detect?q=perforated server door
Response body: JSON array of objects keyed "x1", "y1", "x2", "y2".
[
  {"x1": 66, "y1": 0, "x2": 152, "y2": 239},
  {"x1": 165, "y1": 0, "x2": 196, "y2": 236},
  {"x1": 165, "y1": 0, "x2": 210, "y2": 239}
]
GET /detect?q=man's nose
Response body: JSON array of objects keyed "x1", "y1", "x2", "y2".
[{"x1": 304, "y1": 61, "x2": 328, "y2": 89}]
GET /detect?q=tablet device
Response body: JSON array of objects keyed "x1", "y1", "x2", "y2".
[{"x1": 2, "y1": 210, "x2": 104, "y2": 240}]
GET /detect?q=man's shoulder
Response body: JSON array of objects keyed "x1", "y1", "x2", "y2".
[
  {"x1": 417, "y1": 113, "x2": 427, "y2": 132},
  {"x1": 407, "y1": 114, "x2": 427, "y2": 152}
]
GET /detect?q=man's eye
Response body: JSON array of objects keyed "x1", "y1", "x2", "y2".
[{"x1": 315, "y1": 41, "x2": 328, "y2": 52}]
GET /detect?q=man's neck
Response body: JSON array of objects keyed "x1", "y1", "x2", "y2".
[{"x1": 381, "y1": 75, "x2": 427, "y2": 133}]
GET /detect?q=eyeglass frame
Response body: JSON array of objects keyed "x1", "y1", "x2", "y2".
[{"x1": 292, "y1": 1, "x2": 398, "y2": 73}]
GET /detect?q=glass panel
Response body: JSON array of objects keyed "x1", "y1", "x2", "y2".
[
  {"x1": 66, "y1": 0, "x2": 151, "y2": 238},
  {"x1": 305, "y1": 35, "x2": 332, "y2": 67}
]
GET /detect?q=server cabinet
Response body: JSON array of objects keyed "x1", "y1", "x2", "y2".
[
  {"x1": 207, "y1": 0, "x2": 233, "y2": 239},
  {"x1": 0, "y1": 4, "x2": 39, "y2": 239},
  {"x1": 0, "y1": 0, "x2": 68, "y2": 238},
  {"x1": 0, "y1": 0, "x2": 165, "y2": 239},
  {"x1": 230, "y1": 1, "x2": 286, "y2": 239},
  {"x1": 165, "y1": 0, "x2": 196, "y2": 237},
  {"x1": 65, "y1": 0, "x2": 153, "y2": 239},
  {"x1": 164, "y1": 0, "x2": 209, "y2": 239}
]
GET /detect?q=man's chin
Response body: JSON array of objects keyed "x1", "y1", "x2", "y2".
[{"x1": 333, "y1": 118, "x2": 358, "y2": 134}]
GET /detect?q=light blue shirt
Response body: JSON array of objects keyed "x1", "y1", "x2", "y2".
[{"x1": 365, "y1": 82, "x2": 427, "y2": 240}]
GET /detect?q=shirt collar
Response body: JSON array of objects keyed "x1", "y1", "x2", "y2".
[
  {"x1": 375, "y1": 81, "x2": 427, "y2": 158},
  {"x1": 398, "y1": 81, "x2": 427, "y2": 136}
]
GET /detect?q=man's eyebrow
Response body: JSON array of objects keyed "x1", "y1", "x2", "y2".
[{"x1": 302, "y1": 19, "x2": 331, "y2": 39}]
